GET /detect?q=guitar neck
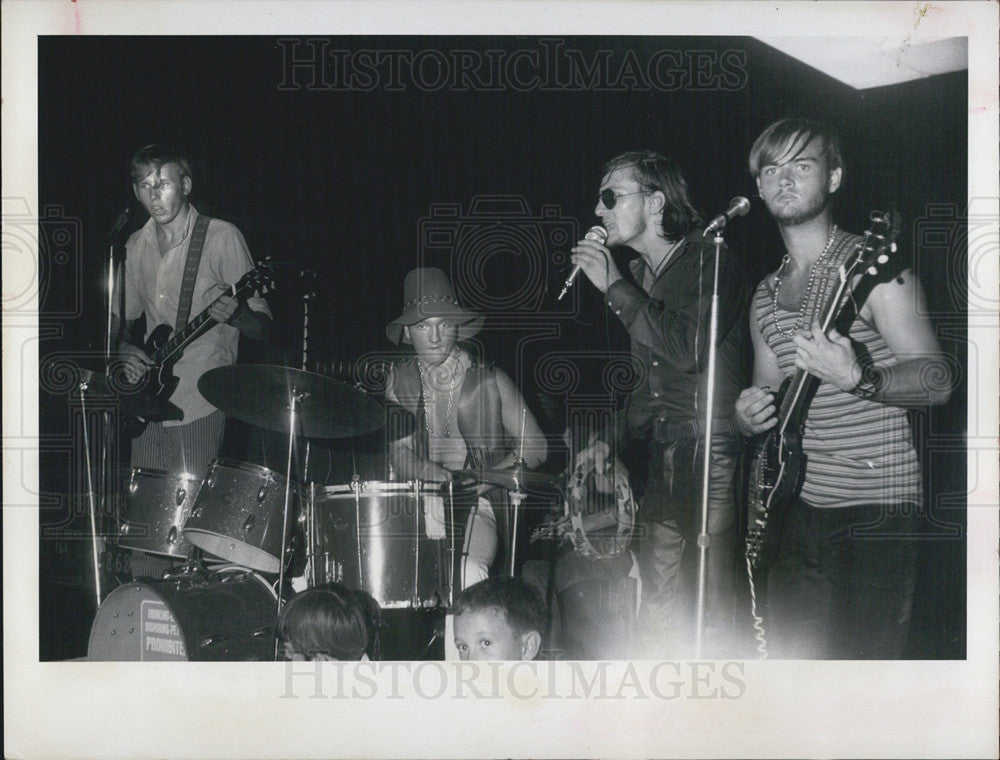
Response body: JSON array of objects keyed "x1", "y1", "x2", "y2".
[
  {"x1": 152, "y1": 312, "x2": 218, "y2": 366},
  {"x1": 152, "y1": 279, "x2": 256, "y2": 366},
  {"x1": 776, "y1": 251, "x2": 856, "y2": 430}
]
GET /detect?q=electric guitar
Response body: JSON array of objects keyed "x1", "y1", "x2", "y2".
[
  {"x1": 744, "y1": 211, "x2": 901, "y2": 572},
  {"x1": 125, "y1": 259, "x2": 274, "y2": 428}
]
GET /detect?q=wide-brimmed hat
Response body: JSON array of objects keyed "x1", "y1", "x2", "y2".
[{"x1": 386, "y1": 267, "x2": 484, "y2": 345}]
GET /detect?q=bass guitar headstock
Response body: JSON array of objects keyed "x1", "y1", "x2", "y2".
[
  {"x1": 237, "y1": 257, "x2": 277, "y2": 297},
  {"x1": 853, "y1": 209, "x2": 902, "y2": 281}
]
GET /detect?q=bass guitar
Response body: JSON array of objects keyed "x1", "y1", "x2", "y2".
[
  {"x1": 124, "y1": 259, "x2": 274, "y2": 428},
  {"x1": 745, "y1": 211, "x2": 901, "y2": 572}
]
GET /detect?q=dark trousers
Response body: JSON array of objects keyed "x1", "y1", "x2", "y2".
[
  {"x1": 766, "y1": 499, "x2": 919, "y2": 659},
  {"x1": 635, "y1": 433, "x2": 740, "y2": 659}
]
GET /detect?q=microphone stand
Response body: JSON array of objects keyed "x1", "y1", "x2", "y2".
[
  {"x1": 693, "y1": 229, "x2": 726, "y2": 659},
  {"x1": 81, "y1": 212, "x2": 129, "y2": 607}
]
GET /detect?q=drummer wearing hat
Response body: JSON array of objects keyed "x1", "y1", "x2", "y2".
[{"x1": 385, "y1": 267, "x2": 547, "y2": 591}]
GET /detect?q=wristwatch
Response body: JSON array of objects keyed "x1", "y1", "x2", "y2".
[{"x1": 851, "y1": 365, "x2": 884, "y2": 400}]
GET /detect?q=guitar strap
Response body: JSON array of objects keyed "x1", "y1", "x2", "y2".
[{"x1": 175, "y1": 214, "x2": 212, "y2": 330}]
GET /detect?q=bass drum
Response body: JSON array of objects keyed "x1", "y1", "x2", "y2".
[
  {"x1": 87, "y1": 565, "x2": 277, "y2": 661},
  {"x1": 117, "y1": 468, "x2": 203, "y2": 559}
]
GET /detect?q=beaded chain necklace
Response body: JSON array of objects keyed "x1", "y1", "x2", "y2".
[
  {"x1": 771, "y1": 225, "x2": 838, "y2": 338},
  {"x1": 417, "y1": 351, "x2": 462, "y2": 438}
]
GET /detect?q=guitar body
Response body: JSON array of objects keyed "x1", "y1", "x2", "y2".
[
  {"x1": 120, "y1": 324, "x2": 183, "y2": 438},
  {"x1": 141, "y1": 323, "x2": 181, "y2": 404},
  {"x1": 745, "y1": 379, "x2": 807, "y2": 572},
  {"x1": 120, "y1": 260, "x2": 275, "y2": 438}
]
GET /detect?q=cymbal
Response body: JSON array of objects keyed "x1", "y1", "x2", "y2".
[
  {"x1": 57, "y1": 366, "x2": 183, "y2": 421},
  {"x1": 198, "y1": 364, "x2": 385, "y2": 439},
  {"x1": 453, "y1": 467, "x2": 563, "y2": 493}
]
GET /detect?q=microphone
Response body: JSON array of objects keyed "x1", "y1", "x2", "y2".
[
  {"x1": 107, "y1": 207, "x2": 131, "y2": 241},
  {"x1": 704, "y1": 196, "x2": 750, "y2": 234},
  {"x1": 557, "y1": 224, "x2": 608, "y2": 301}
]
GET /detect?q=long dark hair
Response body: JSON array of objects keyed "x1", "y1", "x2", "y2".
[{"x1": 603, "y1": 150, "x2": 703, "y2": 239}]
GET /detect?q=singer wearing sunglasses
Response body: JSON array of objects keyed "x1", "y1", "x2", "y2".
[{"x1": 568, "y1": 150, "x2": 750, "y2": 659}]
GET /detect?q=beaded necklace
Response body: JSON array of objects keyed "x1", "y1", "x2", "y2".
[
  {"x1": 771, "y1": 225, "x2": 838, "y2": 338},
  {"x1": 417, "y1": 351, "x2": 462, "y2": 437}
]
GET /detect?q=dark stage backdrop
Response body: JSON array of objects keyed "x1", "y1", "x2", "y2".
[{"x1": 36, "y1": 36, "x2": 967, "y2": 659}]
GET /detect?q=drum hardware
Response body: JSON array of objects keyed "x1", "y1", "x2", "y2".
[
  {"x1": 454, "y1": 459, "x2": 562, "y2": 577},
  {"x1": 56, "y1": 361, "x2": 190, "y2": 606},
  {"x1": 199, "y1": 364, "x2": 388, "y2": 659},
  {"x1": 452, "y1": 466, "x2": 562, "y2": 494},
  {"x1": 507, "y1": 487, "x2": 527, "y2": 577}
]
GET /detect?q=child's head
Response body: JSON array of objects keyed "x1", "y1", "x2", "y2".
[
  {"x1": 277, "y1": 583, "x2": 372, "y2": 661},
  {"x1": 452, "y1": 577, "x2": 546, "y2": 661}
]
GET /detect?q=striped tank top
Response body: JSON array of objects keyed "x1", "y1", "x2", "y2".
[{"x1": 754, "y1": 230, "x2": 922, "y2": 508}]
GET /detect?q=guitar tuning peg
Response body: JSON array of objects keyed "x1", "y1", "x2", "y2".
[
  {"x1": 867, "y1": 265, "x2": 878, "y2": 275},
  {"x1": 877, "y1": 254, "x2": 889, "y2": 264}
]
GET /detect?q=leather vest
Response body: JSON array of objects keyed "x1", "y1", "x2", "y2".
[{"x1": 391, "y1": 358, "x2": 510, "y2": 469}]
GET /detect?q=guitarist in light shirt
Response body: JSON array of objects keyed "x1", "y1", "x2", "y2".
[
  {"x1": 111, "y1": 145, "x2": 271, "y2": 548},
  {"x1": 733, "y1": 118, "x2": 951, "y2": 659}
]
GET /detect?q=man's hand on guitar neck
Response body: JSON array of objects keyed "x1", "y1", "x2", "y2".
[
  {"x1": 208, "y1": 282, "x2": 271, "y2": 342},
  {"x1": 792, "y1": 318, "x2": 861, "y2": 392},
  {"x1": 208, "y1": 282, "x2": 240, "y2": 325},
  {"x1": 734, "y1": 385, "x2": 777, "y2": 437}
]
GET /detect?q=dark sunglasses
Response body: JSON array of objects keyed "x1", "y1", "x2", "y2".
[{"x1": 599, "y1": 189, "x2": 647, "y2": 209}]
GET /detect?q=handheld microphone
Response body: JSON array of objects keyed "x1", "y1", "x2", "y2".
[
  {"x1": 557, "y1": 224, "x2": 608, "y2": 301},
  {"x1": 704, "y1": 197, "x2": 750, "y2": 234},
  {"x1": 108, "y1": 207, "x2": 131, "y2": 241}
]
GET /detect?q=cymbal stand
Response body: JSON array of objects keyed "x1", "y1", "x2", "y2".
[
  {"x1": 507, "y1": 486, "x2": 526, "y2": 577},
  {"x1": 276, "y1": 390, "x2": 306, "y2": 626},
  {"x1": 447, "y1": 479, "x2": 456, "y2": 607},
  {"x1": 76, "y1": 379, "x2": 104, "y2": 608},
  {"x1": 88, "y1": 210, "x2": 129, "y2": 606},
  {"x1": 507, "y1": 409, "x2": 528, "y2": 577},
  {"x1": 299, "y1": 287, "x2": 313, "y2": 584}
]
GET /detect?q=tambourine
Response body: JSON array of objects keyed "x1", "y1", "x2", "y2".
[{"x1": 564, "y1": 458, "x2": 637, "y2": 560}]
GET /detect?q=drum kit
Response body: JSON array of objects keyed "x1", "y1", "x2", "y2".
[{"x1": 83, "y1": 362, "x2": 608, "y2": 660}]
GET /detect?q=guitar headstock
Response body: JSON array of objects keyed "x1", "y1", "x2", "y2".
[
  {"x1": 856, "y1": 209, "x2": 902, "y2": 279},
  {"x1": 237, "y1": 257, "x2": 277, "y2": 296}
]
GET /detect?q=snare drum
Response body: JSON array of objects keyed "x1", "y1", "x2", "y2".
[
  {"x1": 306, "y1": 481, "x2": 455, "y2": 609},
  {"x1": 183, "y1": 459, "x2": 293, "y2": 573},
  {"x1": 87, "y1": 565, "x2": 277, "y2": 661},
  {"x1": 117, "y1": 468, "x2": 202, "y2": 559}
]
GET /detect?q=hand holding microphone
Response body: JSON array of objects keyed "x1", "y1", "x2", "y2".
[{"x1": 558, "y1": 224, "x2": 609, "y2": 300}]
